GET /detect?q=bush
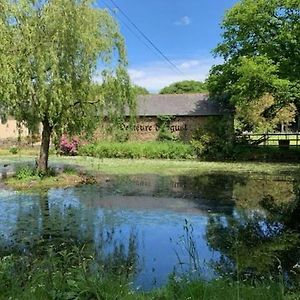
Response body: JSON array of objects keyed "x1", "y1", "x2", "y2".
[
  {"x1": 15, "y1": 165, "x2": 36, "y2": 180},
  {"x1": 79, "y1": 141, "x2": 195, "y2": 160},
  {"x1": 59, "y1": 135, "x2": 79, "y2": 156},
  {"x1": 15, "y1": 165, "x2": 57, "y2": 180},
  {"x1": 9, "y1": 146, "x2": 19, "y2": 155},
  {"x1": 157, "y1": 115, "x2": 177, "y2": 141},
  {"x1": 191, "y1": 116, "x2": 234, "y2": 160}
]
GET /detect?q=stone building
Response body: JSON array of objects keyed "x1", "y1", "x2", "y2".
[
  {"x1": 122, "y1": 93, "x2": 228, "y2": 141},
  {"x1": 0, "y1": 93, "x2": 229, "y2": 143},
  {"x1": 0, "y1": 117, "x2": 29, "y2": 144}
]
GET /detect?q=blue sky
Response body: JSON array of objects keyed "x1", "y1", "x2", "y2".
[{"x1": 97, "y1": 0, "x2": 238, "y2": 92}]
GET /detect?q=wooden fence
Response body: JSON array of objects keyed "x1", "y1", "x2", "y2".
[{"x1": 239, "y1": 132, "x2": 300, "y2": 147}]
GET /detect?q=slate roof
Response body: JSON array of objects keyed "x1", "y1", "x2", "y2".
[{"x1": 132, "y1": 93, "x2": 226, "y2": 117}]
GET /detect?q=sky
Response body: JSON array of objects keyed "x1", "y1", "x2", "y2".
[{"x1": 97, "y1": 0, "x2": 238, "y2": 93}]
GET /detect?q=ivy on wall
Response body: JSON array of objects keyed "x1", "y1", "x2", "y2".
[{"x1": 157, "y1": 115, "x2": 177, "y2": 141}]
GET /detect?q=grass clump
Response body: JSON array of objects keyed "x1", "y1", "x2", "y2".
[
  {"x1": 15, "y1": 165, "x2": 37, "y2": 180},
  {"x1": 0, "y1": 246, "x2": 136, "y2": 300},
  {"x1": 0, "y1": 252, "x2": 296, "y2": 300},
  {"x1": 6, "y1": 164, "x2": 88, "y2": 190},
  {"x1": 79, "y1": 141, "x2": 195, "y2": 160},
  {"x1": 8, "y1": 146, "x2": 19, "y2": 155},
  {"x1": 14, "y1": 164, "x2": 56, "y2": 180},
  {"x1": 151, "y1": 276, "x2": 294, "y2": 300}
]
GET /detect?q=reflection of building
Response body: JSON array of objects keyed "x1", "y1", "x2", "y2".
[
  {"x1": 124, "y1": 93, "x2": 229, "y2": 141},
  {"x1": 79, "y1": 174, "x2": 235, "y2": 214}
]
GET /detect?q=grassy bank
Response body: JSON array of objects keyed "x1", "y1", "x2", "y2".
[
  {"x1": 0, "y1": 252, "x2": 297, "y2": 300},
  {"x1": 1, "y1": 155, "x2": 300, "y2": 177},
  {"x1": 72, "y1": 157, "x2": 300, "y2": 176},
  {"x1": 5, "y1": 172, "x2": 88, "y2": 190},
  {"x1": 0, "y1": 146, "x2": 40, "y2": 156},
  {"x1": 4, "y1": 164, "x2": 95, "y2": 190}
]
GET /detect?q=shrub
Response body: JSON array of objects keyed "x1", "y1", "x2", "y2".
[
  {"x1": 157, "y1": 127, "x2": 176, "y2": 141},
  {"x1": 15, "y1": 165, "x2": 36, "y2": 180},
  {"x1": 157, "y1": 115, "x2": 177, "y2": 141},
  {"x1": 9, "y1": 146, "x2": 19, "y2": 155},
  {"x1": 14, "y1": 165, "x2": 57, "y2": 179},
  {"x1": 191, "y1": 116, "x2": 234, "y2": 160},
  {"x1": 79, "y1": 141, "x2": 195, "y2": 160},
  {"x1": 59, "y1": 135, "x2": 79, "y2": 156}
]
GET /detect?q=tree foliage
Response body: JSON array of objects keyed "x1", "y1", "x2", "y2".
[
  {"x1": 207, "y1": 0, "x2": 300, "y2": 127},
  {"x1": 131, "y1": 85, "x2": 149, "y2": 95},
  {"x1": 159, "y1": 80, "x2": 207, "y2": 94},
  {"x1": 0, "y1": 0, "x2": 134, "y2": 172},
  {"x1": 236, "y1": 94, "x2": 296, "y2": 133}
]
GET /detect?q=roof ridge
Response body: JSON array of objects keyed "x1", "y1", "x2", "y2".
[{"x1": 137, "y1": 93, "x2": 209, "y2": 98}]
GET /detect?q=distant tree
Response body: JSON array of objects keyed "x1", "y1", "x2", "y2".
[
  {"x1": 207, "y1": 0, "x2": 300, "y2": 122},
  {"x1": 132, "y1": 85, "x2": 150, "y2": 95},
  {"x1": 0, "y1": 0, "x2": 134, "y2": 172},
  {"x1": 159, "y1": 80, "x2": 207, "y2": 94},
  {"x1": 236, "y1": 94, "x2": 296, "y2": 133}
]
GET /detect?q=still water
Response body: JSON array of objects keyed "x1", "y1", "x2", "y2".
[{"x1": 0, "y1": 173, "x2": 299, "y2": 290}]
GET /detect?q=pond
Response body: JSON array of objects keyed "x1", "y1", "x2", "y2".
[{"x1": 1, "y1": 172, "x2": 300, "y2": 291}]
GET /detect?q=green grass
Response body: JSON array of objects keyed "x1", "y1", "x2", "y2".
[
  {"x1": 1, "y1": 155, "x2": 300, "y2": 177},
  {"x1": 0, "y1": 147, "x2": 39, "y2": 156},
  {"x1": 1, "y1": 252, "x2": 297, "y2": 300},
  {"x1": 4, "y1": 163, "x2": 91, "y2": 190},
  {"x1": 5, "y1": 173, "x2": 86, "y2": 190},
  {"x1": 64, "y1": 156, "x2": 300, "y2": 177},
  {"x1": 79, "y1": 141, "x2": 195, "y2": 160},
  {"x1": 150, "y1": 278, "x2": 295, "y2": 300}
]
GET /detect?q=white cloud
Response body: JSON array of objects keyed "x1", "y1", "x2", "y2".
[
  {"x1": 128, "y1": 69, "x2": 146, "y2": 80},
  {"x1": 179, "y1": 60, "x2": 200, "y2": 69},
  {"x1": 174, "y1": 16, "x2": 191, "y2": 26},
  {"x1": 128, "y1": 58, "x2": 218, "y2": 93}
]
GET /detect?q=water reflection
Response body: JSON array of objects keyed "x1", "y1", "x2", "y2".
[
  {"x1": 0, "y1": 173, "x2": 299, "y2": 290},
  {"x1": 206, "y1": 191, "x2": 300, "y2": 289}
]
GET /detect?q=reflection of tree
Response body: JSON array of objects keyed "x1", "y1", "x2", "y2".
[
  {"x1": 0, "y1": 192, "x2": 139, "y2": 279},
  {"x1": 233, "y1": 176, "x2": 296, "y2": 209},
  {"x1": 97, "y1": 229, "x2": 139, "y2": 277},
  {"x1": 205, "y1": 190, "x2": 300, "y2": 287},
  {"x1": 260, "y1": 190, "x2": 300, "y2": 232}
]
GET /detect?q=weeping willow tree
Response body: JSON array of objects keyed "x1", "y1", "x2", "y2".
[{"x1": 0, "y1": 0, "x2": 135, "y2": 172}]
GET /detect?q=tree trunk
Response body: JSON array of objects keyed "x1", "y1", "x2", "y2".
[{"x1": 37, "y1": 119, "x2": 52, "y2": 173}]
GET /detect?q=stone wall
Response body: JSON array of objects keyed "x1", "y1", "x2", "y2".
[
  {"x1": 94, "y1": 115, "x2": 223, "y2": 141},
  {"x1": 0, "y1": 118, "x2": 29, "y2": 141},
  {"x1": 0, "y1": 115, "x2": 225, "y2": 143},
  {"x1": 124, "y1": 116, "x2": 220, "y2": 141}
]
